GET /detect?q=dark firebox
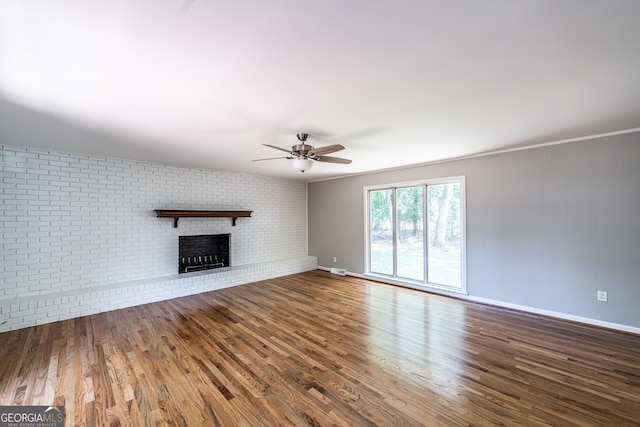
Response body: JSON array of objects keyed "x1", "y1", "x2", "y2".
[{"x1": 179, "y1": 234, "x2": 230, "y2": 273}]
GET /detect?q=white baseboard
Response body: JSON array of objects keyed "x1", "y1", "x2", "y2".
[
  {"x1": 317, "y1": 266, "x2": 640, "y2": 335},
  {"x1": 459, "y1": 295, "x2": 640, "y2": 335}
]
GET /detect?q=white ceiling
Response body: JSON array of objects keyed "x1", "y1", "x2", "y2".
[{"x1": 1, "y1": 1, "x2": 639, "y2": 181}]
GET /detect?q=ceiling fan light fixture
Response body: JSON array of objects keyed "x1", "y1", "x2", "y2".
[
  {"x1": 255, "y1": 133, "x2": 350, "y2": 170},
  {"x1": 292, "y1": 158, "x2": 313, "y2": 172}
]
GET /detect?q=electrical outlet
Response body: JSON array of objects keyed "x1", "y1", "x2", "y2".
[
  {"x1": 597, "y1": 290, "x2": 608, "y2": 302},
  {"x1": 333, "y1": 256, "x2": 337, "y2": 263}
]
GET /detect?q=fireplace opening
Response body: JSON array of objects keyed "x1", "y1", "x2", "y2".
[{"x1": 179, "y1": 234, "x2": 230, "y2": 273}]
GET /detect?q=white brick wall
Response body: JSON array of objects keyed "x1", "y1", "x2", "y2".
[{"x1": 0, "y1": 145, "x2": 317, "y2": 332}]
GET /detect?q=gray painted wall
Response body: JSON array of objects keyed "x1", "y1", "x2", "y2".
[{"x1": 308, "y1": 132, "x2": 640, "y2": 329}]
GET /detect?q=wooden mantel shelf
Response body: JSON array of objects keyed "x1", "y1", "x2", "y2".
[{"x1": 154, "y1": 210, "x2": 252, "y2": 228}]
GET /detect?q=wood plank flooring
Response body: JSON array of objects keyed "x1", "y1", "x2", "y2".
[{"x1": 1, "y1": 270, "x2": 639, "y2": 426}]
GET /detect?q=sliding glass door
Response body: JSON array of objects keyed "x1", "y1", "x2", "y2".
[{"x1": 367, "y1": 177, "x2": 465, "y2": 292}]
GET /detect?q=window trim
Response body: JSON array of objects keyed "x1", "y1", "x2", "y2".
[{"x1": 364, "y1": 176, "x2": 467, "y2": 295}]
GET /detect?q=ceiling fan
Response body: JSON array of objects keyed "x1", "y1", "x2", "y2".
[{"x1": 253, "y1": 133, "x2": 352, "y2": 172}]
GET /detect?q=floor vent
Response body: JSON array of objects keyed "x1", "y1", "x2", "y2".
[{"x1": 330, "y1": 267, "x2": 347, "y2": 276}]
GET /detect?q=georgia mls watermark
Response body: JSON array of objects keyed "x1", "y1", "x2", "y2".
[{"x1": 0, "y1": 406, "x2": 64, "y2": 427}]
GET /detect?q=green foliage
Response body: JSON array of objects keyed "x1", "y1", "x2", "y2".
[
  {"x1": 397, "y1": 186, "x2": 423, "y2": 238},
  {"x1": 427, "y1": 184, "x2": 461, "y2": 242},
  {"x1": 370, "y1": 183, "x2": 460, "y2": 241},
  {"x1": 369, "y1": 189, "x2": 392, "y2": 232}
]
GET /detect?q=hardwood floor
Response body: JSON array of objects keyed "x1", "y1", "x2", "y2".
[{"x1": 1, "y1": 270, "x2": 639, "y2": 426}]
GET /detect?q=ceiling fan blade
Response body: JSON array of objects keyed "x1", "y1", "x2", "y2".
[
  {"x1": 308, "y1": 144, "x2": 345, "y2": 156},
  {"x1": 262, "y1": 144, "x2": 293, "y2": 154},
  {"x1": 252, "y1": 156, "x2": 293, "y2": 162},
  {"x1": 315, "y1": 155, "x2": 352, "y2": 164}
]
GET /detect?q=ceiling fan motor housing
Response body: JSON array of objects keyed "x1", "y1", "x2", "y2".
[{"x1": 292, "y1": 144, "x2": 312, "y2": 157}]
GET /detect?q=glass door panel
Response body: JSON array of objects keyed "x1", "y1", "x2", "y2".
[
  {"x1": 369, "y1": 189, "x2": 394, "y2": 276},
  {"x1": 427, "y1": 183, "x2": 462, "y2": 287},
  {"x1": 396, "y1": 186, "x2": 424, "y2": 281}
]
